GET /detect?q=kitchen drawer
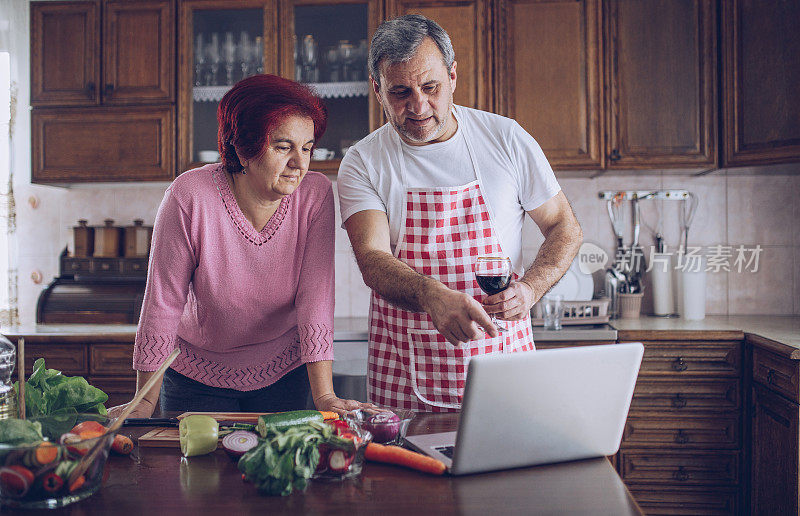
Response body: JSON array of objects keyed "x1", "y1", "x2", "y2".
[
  {"x1": 90, "y1": 344, "x2": 135, "y2": 375},
  {"x1": 630, "y1": 378, "x2": 740, "y2": 413},
  {"x1": 62, "y1": 257, "x2": 92, "y2": 274},
  {"x1": 627, "y1": 486, "x2": 738, "y2": 515},
  {"x1": 619, "y1": 450, "x2": 739, "y2": 486},
  {"x1": 622, "y1": 415, "x2": 740, "y2": 449},
  {"x1": 88, "y1": 376, "x2": 136, "y2": 408},
  {"x1": 625, "y1": 341, "x2": 741, "y2": 377},
  {"x1": 22, "y1": 343, "x2": 88, "y2": 375},
  {"x1": 91, "y1": 258, "x2": 124, "y2": 274},
  {"x1": 122, "y1": 259, "x2": 148, "y2": 275},
  {"x1": 752, "y1": 346, "x2": 799, "y2": 403}
]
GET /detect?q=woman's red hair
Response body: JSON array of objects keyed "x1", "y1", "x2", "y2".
[{"x1": 217, "y1": 74, "x2": 327, "y2": 174}]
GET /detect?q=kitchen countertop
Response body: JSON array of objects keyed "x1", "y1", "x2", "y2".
[
  {"x1": 0, "y1": 318, "x2": 618, "y2": 342},
  {"x1": 28, "y1": 413, "x2": 641, "y2": 515},
  {"x1": 3, "y1": 315, "x2": 797, "y2": 352}
]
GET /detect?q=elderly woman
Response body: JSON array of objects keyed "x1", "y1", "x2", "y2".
[{"x1": 109, "y1": 74, "x2": 369, "y2": 418}]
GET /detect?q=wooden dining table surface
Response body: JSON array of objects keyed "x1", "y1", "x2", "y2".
[{"x1": 5, "y1": 412, "x2": 642, "y2": 515}]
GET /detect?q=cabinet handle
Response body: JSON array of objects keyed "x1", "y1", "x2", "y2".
[
  {"x1": 86, "y1": 82, "x2": 96, "y2": 98},
  {"x1": 766, "y1": 369, "x2": 776, "y2": 385},
  {"x1": 674, "y1": 429, "x2": 689, "y2": 444},
  {"x1": 671, "y1": 393, "x2": 687, "y2": 409},
  {"x1": 104, "y1": 84, "x2": 114, "y2": 98},
  {"x1": 672, "y1": 357, "x2": 688, "y2": 372},
  {"x1": 673, "y1": 466, "x2": 689, "y2": 481},
  {"x1": 609, "y1": 149, "x2": 621, "y2": 162}
]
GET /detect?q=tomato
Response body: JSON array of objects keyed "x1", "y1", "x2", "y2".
[
  {"x1": 40, "y1": 472, "x2": 64, "y2": 493},
  {"x1": 337, "y1": 430, "x2": 361, "y2": 444},
  {"x1": 71, "y1": 421, "x2": 107, "y2": 435},
  {"x1": 326, "y1": 420, "x2": 350, "y2": 433},
  {"x1": 0, "y1": 465, "x2": 34, "y2": 497}
]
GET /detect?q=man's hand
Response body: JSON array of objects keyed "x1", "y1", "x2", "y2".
[
  {"x1": 422, "y1": 284, "x2": 499, "y2": 345},
  {"x1": 481, "y1": 281, "x2": 536, "y2": 321}
]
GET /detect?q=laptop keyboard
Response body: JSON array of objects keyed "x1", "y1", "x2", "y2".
[{"x1": 434, "y1": 445, "x2": 455, "y2": 459}]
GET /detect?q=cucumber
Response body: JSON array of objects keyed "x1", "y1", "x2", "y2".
[{"x1": 256, "y1": 411, "x2": 324, "y2": 437}]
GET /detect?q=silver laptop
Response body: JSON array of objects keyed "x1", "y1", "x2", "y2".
[{"x1": 404, "y1": 343, "x2": 644, "y2": 475}]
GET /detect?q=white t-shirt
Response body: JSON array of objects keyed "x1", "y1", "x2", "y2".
[{"x1": 337, "y1": 105, "x2": 561, "y2": 275}]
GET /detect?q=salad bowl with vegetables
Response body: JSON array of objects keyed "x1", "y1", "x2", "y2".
[
  {"x1": 0, "y1": 359, "x2": 132, "y2": 508},
  {"x1": 0, "y1": 415, "x2": 131, "y2": 508}
]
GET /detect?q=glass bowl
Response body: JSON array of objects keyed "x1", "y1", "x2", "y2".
[
  {"x1": 0, "y1": 415, "x2": 118, "y2": 509},
  {"x1": 347, "y1": 408, "x2": 415, "y2": 445},
  {"x1": 312, "y1": 419, "x2": 371, "y2": 481}
]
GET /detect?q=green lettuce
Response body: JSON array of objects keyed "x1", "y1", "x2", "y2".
[
  {"x1": 13, "y1": 358, "x2": 108, "y2": 440},
  {"x1": 0, "y1": 418, "x2": 44, "y2": 446}
]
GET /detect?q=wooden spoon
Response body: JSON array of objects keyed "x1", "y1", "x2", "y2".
[
  {"x1": 16, "y1": 338, "x2": 25, "y2": 420},
  {"x1": 68, "y1": 348, "x2": 180, "y2": 487}
]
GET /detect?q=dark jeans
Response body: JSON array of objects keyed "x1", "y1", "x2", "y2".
[{"x1": 160, "y1": 365, "x2": 311, "y2": 413}]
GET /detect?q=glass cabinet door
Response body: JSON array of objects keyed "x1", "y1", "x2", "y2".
[
  {"x1": 179, "y1": 0, "x2": 381, "y2": 174},
  {"x1": 179, "y1": 1, "x2": 278, "y2": 172},
  {"x1": 280, "y1": 0, "x2": 383, "y2": 172}
]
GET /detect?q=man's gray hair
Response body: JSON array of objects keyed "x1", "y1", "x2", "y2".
[{"x1": 369, "y1": 15, "x2": 455, "y2": 86}]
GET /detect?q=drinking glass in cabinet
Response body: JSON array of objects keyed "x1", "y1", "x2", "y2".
[
  {"x1": 222, "y1": 32, "x2": 237, "y2": 85},
  {"x1": 301, "y1": 35, "x2": 319, "y2": 83}
]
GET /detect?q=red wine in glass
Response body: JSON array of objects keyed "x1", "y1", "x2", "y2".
[
  {"x1": 476, "y1": 275, "x2": 511, "y2": 295},
  {"x1": 474, "y1": 256, "x2": 512, "y2": 333}
]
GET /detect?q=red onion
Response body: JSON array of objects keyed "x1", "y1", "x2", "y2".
[
  {"x1": 221, "y1": 431, "x2": 259, "y2": 459},
  {"x1": 363, "y1": 412, "x2": 401, "y2": 443}
]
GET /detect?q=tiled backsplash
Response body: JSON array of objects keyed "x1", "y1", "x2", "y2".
[{"x1": 11, "y1": 166, "x2": 800, "y2": 325}]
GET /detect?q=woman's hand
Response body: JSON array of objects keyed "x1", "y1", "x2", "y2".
[
  {"x1": 313, "y1": 393, "x2": 377, "y2": 416},
  {"x1": 107, "y1": 397, "x2": 156, "y2": 420}
]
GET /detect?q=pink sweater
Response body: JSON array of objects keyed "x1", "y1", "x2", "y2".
[{"x1": 133, "y1": 164, "x2": 335, "y2": 390}]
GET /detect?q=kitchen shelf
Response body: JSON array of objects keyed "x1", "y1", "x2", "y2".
[{"x1": 192, "y1": 81, "x2": 369, "y2": 102}]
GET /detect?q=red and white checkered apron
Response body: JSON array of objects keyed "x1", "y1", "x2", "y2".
[{"x1": 367, "y1": 178, "x2": 536, "y2": 412}]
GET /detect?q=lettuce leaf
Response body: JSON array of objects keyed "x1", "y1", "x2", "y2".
[{"x1": 11, "y1": 358, "x2": 108, "y2": 440}]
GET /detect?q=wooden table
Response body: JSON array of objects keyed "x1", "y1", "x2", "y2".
[{"x1": 6, "y1": 413, "x2": 642, "y2": 515}]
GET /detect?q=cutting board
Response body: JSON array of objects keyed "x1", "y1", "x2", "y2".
[{"x1": 138, "y1": 412, "x2": 263, "y2": 448}]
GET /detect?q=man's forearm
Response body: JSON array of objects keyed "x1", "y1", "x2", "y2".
[
  {"x1": 520, "y1": 222, "x2": 583, "y2": 304},
  {"x1": 355, "y1": 249, "x2": 441, "y2": 312}
]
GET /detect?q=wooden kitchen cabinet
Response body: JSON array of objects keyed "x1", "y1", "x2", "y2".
[
  {"x1": 32, "y1": 106, "x2": 175, "y2": 182},
  {"x1": 721, "y1": 0, "x2": 800, "y2": 167},
  {"x1": 30, "y1": 1, "x2": 101, "y2": 106},
  {"x1": 31, "y1": 0, "x2": 175, "y2": 106},
  {"x1": 9, "y1": 338, "x2": 137, "y2": 411},
  {"x1": 388, "y1": 0, "x2": 491, "y2": 112},
  {"x1": 604, "y1": 0, "x2": 717, "y2": 169},
  {"x1": 494, "y1": 0, "x2": 603, "y2": 169},
  {"x1": 179, "y1": 0, "x2": 383, "y2": 173},
  {"x1": 617, "y1": 333, "x2": 745, "y2": 514},
  {"x1": 749, "y1": 335, "x2": 800, "y2": 515},
  {"x1": 30, "y1": 0, "x2": 176, "y2": 183}
]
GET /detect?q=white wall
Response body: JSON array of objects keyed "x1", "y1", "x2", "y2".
[{"x1": 5, "y1": 0, "x2": 800, "y2": 325}]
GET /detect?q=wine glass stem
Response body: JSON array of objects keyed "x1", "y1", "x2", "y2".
[{"x1": 492, "y1": 315, "x2": 507, "y2": 333}]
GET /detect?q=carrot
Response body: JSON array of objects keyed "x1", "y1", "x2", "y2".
[
  {"x1": 35, "y1": 441, "x2": 59, "y2": 465},
  {"x1": 320, "y1": 411, "x2": 340, "y2": 421},
  {"x1": 364, "y1": 443, "x2": 446, "y2": 475},
  {"x1": 111, "y1": 434, "x2": 134, "y2": 455},
  {"x1": 69, "y1": 475, "x2": 86, "y2": 493}
]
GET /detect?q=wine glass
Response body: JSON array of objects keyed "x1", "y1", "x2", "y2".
[
  {"x1": 474, "y1": 256, "x2": 512, "y2": 333},
  {"x1": 222, "y1": 32, "x2": 237, "y2": 85},
  {"x1": 193, "y1": 33, "x2": 205, "y2": 87},
  {"x1": 301, "y1": 35, "x2": 318, "y2": 83}
]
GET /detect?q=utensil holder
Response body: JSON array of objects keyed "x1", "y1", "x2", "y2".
[{"x1": 618, "y1": 293, "x2": 644, "y2": 319}]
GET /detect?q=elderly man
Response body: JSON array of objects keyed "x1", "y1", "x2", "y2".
[{"x1": 337, "y1": 15, "x2": 583, "y2": 411}]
